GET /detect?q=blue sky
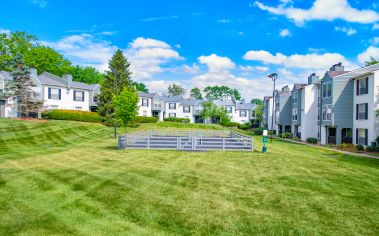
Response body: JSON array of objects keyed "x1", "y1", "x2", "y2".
[{"x1": 1, "y1": 0, "x2": 379, "y2": 99}]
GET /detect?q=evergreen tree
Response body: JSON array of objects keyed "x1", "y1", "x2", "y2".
[
  {"x1": 6, "y1": 54, "x2": 42, "y2": 118},
  {"x1": 97, "y1": 49, "x2": 133, "y2": 126}
]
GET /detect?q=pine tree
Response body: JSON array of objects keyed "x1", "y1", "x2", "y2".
[
  {"x1": 6, "y1": 54, "x2": 42, "y2": 118},
  {"x1": 97, "y1": 49, "x2": 133, "y2": 126}
]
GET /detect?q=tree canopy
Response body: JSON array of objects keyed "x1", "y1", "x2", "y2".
[
  {"x1": 200, "y1": 101, "x2": 230, "y2": 124},
  {"x1": 365, "y1": 56, "x2": 379, "y2": 66},
  {"x1": 132, "y1": 82, "x2": 149, "y2": 92},
  {"x1": 190, "y1": 87, "x2": 202, "y2": 99},
  {"x1": 168, "y1": 84, "x2": 186, "y2": 96},
  {"x1": 70, "y1": 65, "x2": 104, "y2": 84},
  {"x1": 113, "y1": 87, "x2": 139, "y2": 126},
  {"x1": 203, "y1": 85, "x2": 241, "y2": 101}
]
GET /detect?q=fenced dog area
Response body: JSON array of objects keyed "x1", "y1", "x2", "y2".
[{"x1": 118, "y1": 130, "x2": 253, "y2": 151}]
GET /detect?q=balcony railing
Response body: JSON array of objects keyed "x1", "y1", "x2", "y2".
[{"x1": 327, "y1": 136, "x2": 336, "y2": 144}]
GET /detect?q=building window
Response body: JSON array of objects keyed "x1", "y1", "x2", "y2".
[
  {"x1": 356, "y1": 103, "x2": 368, "y2": 120},
  {"x1": 322, "y1": 105, "x2": 332, "y2": 121},
  {"x1": 143, "y1": 111, "x2": 147, "y2": 116},
  {"x1": 183, "y1": 106, "x2": 190, "y2": 113},
  {"x1": 357, "y1": 128, "x2": 368, "y2": 145},
  {"x1": 169, "y1": 113, "x2": 176, "y2": 117},
  {"x1": 240, "y1": 110, "x2": 247, "y2": 117},
  {"x1": 252, "y1": 110, "x2": 256, "y2": 117},
  {"x1": 169, "y1": 103, "x2": 176, "y2": 110},
  {"x1": 0, "y1": 81, "x2": 4, "y2": 93},
  {"x1": 292, "y1": 108, "x2": 298, "y2": 121},
  {"x1": 93, "y1": 95, "x2": 98, "y2": 103},
  {"x1": 142, "y1": 98, "x2": 149, "y2": 107},
  {"x1": 226, "y1": 106, "x2": 233, "y2": 113},
  {"x1": 356, "y1": 77, "x2": 368, "y2": 95},
  {"x1": 322, "y1": 82, "x2": 332, "y2": 98},
  {"x1": 73, "y1": 90, "x2": 84, "y2": 101},
  {"x1": 48, "y1": 88, "x2": 61, "y2": 100}
]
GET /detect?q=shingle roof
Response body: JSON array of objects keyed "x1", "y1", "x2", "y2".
[
  {"x1": 180, "y1": 98, "x2": 202, "y2": 106},
  {"x1": 293, "y1": 83, "x2": 307, "y2": 90},
  {"x1": 36, "y1": 72, "x2": 99, "y2": 90},
  {"x1": 338, "y1": 63, "x2": 379, "y2": 80},
  {"x1": 236, "y1": 103, "x2": 256, "y2": 110},
  {"x1": 214, "y1": 99, "x2": 235, "y2": 106},
  {"x1": 326, "y1": 70, "x2": 349, "y2": 78},
  {"x1": 138, "y1": 91, "x2": 156, "y2": 98}
]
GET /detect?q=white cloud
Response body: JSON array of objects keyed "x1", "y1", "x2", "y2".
[
  {"x1": 254, "y1": 0, "x2": 379, "y2": 26},
  {"x1": 217, "y1": 19, "x2": 232, "y2": 24},
  {"x1": 243, "y1": 49, "x2": 356, "y2": 70},
  {"x1": 373, "y1": 23, "x2": 379, "y2": 30},
  {"x1": 358, "y1": 46, "x2": 379, "y2": 64},
  {"x1": 197, "y1": 54, "x2": 235, "y2": 73},
  {"x1": 373, "y1": 37, "x2": 379, "y2": 45},
  {"x1": 125, "y1": 37, "x2": 183, "y2": 80},
  {"x1": 239, "y1": 65, "x2": 269, "y2": 72},
  {"x1": 141, "y1": 16, "x2": 178, "y2": 22},
  {"x1": 279, "y1": 29, "x2": 291, "y2": 37},
  {"x1": 28, "y1": 0, "x2": 48, "y2": 8},
  {"x1": 0, "y1": 29, "x2": 10, "y2": 34},
  {"x1": 334, "y1": 26, "x2": 357, "y2": 36},
  {"x1": 41, "y1": 34, "x2": 117, "y2": 71}
]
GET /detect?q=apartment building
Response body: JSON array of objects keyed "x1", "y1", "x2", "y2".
[
  {"x1": 275, "y1": 85, "x2": 292, "y2": 134},
  {"x1": 291, "y1": 83, "x2": 306, "y2": 138},
  {"x1": 262, "y1": 96, "x2": 274, "y2": 130},
  {"x1": 319, "y1": 63, "x2": 352, "y2": 145},
  {"x1": 350, "y1": 64, "x2": 379, "y2": 146},
  {"x1": 299, "y1": 73, "x2": 321, "y2": 142}
]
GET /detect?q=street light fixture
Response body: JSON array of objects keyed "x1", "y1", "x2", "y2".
[{"x1": 268, "y1": 73, "x2": 277, "y2": 142}]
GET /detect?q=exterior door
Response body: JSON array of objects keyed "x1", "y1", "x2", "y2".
[
  {"x1": 327, "y1": 127, "x2": 336, "y2": 144},
  {"x1": 0, "y1": 100, "x2": 5, "y2": 117}
]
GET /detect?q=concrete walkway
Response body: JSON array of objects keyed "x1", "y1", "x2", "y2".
[{"x1": 277, "y1": 137, "x2": 379, "y2": 160}]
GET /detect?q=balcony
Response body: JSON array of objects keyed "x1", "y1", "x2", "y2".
[{"x1": 152, "y1": 103, "x2": 163, "y2": 110}]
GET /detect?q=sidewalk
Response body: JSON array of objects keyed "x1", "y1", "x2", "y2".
[{"x1": 277, "y1": 138, "x2": 379, "y2": 160}]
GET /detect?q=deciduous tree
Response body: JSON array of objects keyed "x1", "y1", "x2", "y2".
[
  {"x1": 203, "y1": 85, "x2": 241, "y2": 101},
  {"x1": 113, "y1": 87, "x2": 139, "y2": 126},
  {"x1": 190, "y1": 87, "x2": 202, "y2": 99},
  {"x1": 168, "y1": 84, "x2": 186, "y2": 96},
  {"x1": 70, "y1": 65, "x2": 104, "y2": 84},
  {"x1": 365, "y1": 56, "x2": 379, "y2": 66},
  {"x1": 132, "y1": 82, "x2": 149, "y2": 92}
]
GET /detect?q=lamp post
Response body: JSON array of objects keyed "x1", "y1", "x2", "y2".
[
  {"x1": 113, "y1": 71, "x2": 118, "y2": 139},
  {"x1": 268, "y1": 73, "x2": 277, "y2": 142}
]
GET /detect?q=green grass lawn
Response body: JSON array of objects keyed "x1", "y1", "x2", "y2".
[{"x1": 0, "y1": 118, "x2": 378, "y2": 235}]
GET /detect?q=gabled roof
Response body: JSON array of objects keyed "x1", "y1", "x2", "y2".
[
  {"x1": 339, "y1": 63, "x2": 379, "y2": 80},
  {"x1": 214, "y1": 99, "x2": 235, "y2": 106},
  {"x1": 293, "y1": 83, "x2": 307, "y2": 90},
  {"x1": 236, "y1": 103, "x2": 256, "y2": 110},
  {"x1": 138, "y1": 91, "x2": 156, "y2": 98},
  {"x1": 325, "y1": 70, "x2": 349, "y2": 78},
  {"x1": 36, "y1": 72, "x2": 99, "y2": 90}
]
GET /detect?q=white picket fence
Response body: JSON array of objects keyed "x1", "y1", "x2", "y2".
[{"x1": 118, "y1": 130, "x2": 253, "y2": 151}]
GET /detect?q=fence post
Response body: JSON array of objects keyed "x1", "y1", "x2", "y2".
[
  {"x1": 147, "y1": 136, "x2": 150, "y2": 149},
  {"x1": 222, "y1": 138, "x2": 225, "y2": 150},
  {"x1": 177, "y1": 137, "x2": 180, "y2": 150}
]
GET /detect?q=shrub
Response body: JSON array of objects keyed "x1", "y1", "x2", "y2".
[
  {"x1": 163, "y1": 117, "x2": 191, "y2": 123},
  {"x1": 221, "y1": 121, "x2": 240, "y2": 127},
  {"x1": 238, "y1": 121, "x2": 252, "y2": 130},
  {"x1": 376, "y1": 136, "x2": 379, "y2": 144},
  {"x1": 356, "y1": 144, "x2": 364, "y2": 151},
  {"x1": 254, "y1": 127, "x2": 264, "y2": 135},
  {"x1": 366, "y1": 146, "x2": 375, "y2": 152},
  {"x1": 269, "y1": 130, "x2": 276, "y2": 135},
  {"x1": 127, "y1": 121, "x2": 140, "y2": 128},
  {"x1": 42, "y1": 109, "x2": 102, "y2": 123},
  {"x1": 306, "y1": 137, "x2": 318, "y2": 144},
  {"x1": 279, "y1": 132, "x2": 293, "y2": 138},
  {"x1": 375, "y1": 146, "x2": 379, "y2": 152},
  {"x1": 336, "y1": 143, "x2": 354, "y2": 149},
  {"x1": 134, "y1": 116, "x2": 158, "y2": 123}
]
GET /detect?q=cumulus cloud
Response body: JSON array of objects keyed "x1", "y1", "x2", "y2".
[
  {"x1": 279, "y1": 29, "x2": 291, "y2": 37},
  {"x1": 254, "y1": 0, "x2": 379, "y2": 26},
  {"x1": 373, "y1": 23, "x2": 379, "y2": 30},
  {"x1": 125, "y1": 37, "x2": 183, "y2": 80},
  {"x1": 334, "y1": 26, "x2": 357, "y2": 36},
  {"x1": 0, "y1": 29, "x2": 10, "y2": 34},
  {"x1": 28, "y1": 0, "x2": 48, "y2": 8},
  {"x1": 41, "y1": 34, "x2": 117, "y2": 71},
  {"x1": 243, "y1": 49, "x2": 356, "y2": 70},
  {"x1": 358, "y1": 46, "x2": 379, "y2": 64},
  {"x1": 197, "y1": 54, "x2": 235, "y2": 73},
  {"x1": 239, "y1": 65, "x2": 269, "y2": 72}
]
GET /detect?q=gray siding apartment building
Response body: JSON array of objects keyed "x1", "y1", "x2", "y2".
[
  {"x1": 319, "y1": 63, "x2": 353, "y2": 145},
  {"x1": 291, "y1": 83, "x2": 306, "y2": 138},
  {"x1": 275, "y1": 85, "x2": 292, "y2": 134}
]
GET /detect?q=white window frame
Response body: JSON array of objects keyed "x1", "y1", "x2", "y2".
[
  {"x1": 74, "y1": 90, "x2": 84, "y2": 102},
  {"x1": 169, "y1": 113, "x2": 176, "y2": 117},
  {"x1": 240, "y1": 110, "x2": 247, "y2": 117},
  {"x1": 322, "y1": 82, "x2": 332, "y2": 98},
  {"x1": 169, "y1": 103, "x2": 176, "y2": 110},
  {"x1": 292, "y1": 108, "x2": 298, "y2": 121},
  {"x1": 183, "y1": 106, "x2": 190, "y2": 113},
  {"x1": 142, "y1": 98, "x2": 149, "y2": 107},
  {"x1": 358, "y1": 129, "x2": 366, "y2": 145},
  {"x1": 322, "y1": 105, "x2": 332, "y2": 121},
  {"x1": 357, "y1": 78, "x2": 368, "y2": 96},
  {"x1": 49, "y1": 88, "x2": 61, "y2": 100},
  {"x1": 226, "y1": 106, "x2": 233, "y2": 113}
]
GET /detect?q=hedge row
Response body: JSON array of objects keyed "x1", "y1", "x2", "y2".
[
  {"x1": 42, "y1": 109, "x2": 102, "y2": 123},
  {"x1": 163, "y1": 117, "x2": 191, "y2": 123},
  {"x1": 134, "y1": 116, "x2": 158, "y2": 123}
]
